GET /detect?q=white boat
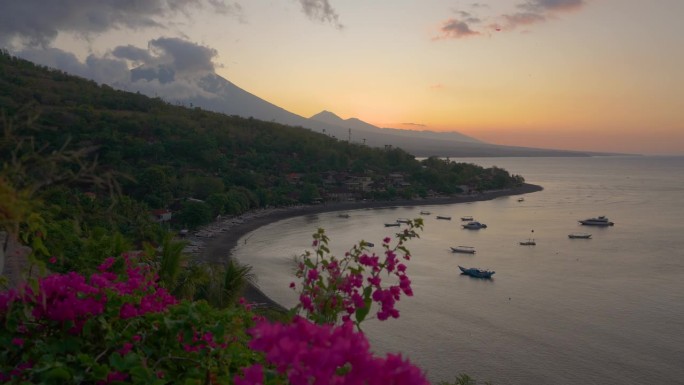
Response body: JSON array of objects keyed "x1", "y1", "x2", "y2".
[
  {"x1": 460, "y1": 216, "x2": 473, "y2": 221},
  {"x1": 579, "y1": 216, "x2": 614, "y2": 226},
  {"x1": 568, "y1": 233, "x2": 592, "y2": 239},
  {"x1": 462, "y1": 221, "x2": 487, "y2": 229},
  {"x1": 436, "y1": 215, "x2": 452, "y2": 220},
  {"x1": 396, "y1": 218, "x2": 410, "y2": 223},
  {"x1": 420, "y1": 210, "x2": 431, "y2": 215},
  {"x1": 451, "y1": 246, "x2": 476, "y2": 254}
]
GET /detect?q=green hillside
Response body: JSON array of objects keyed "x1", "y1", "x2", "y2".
[{"x1": 1, "y1": 50, "x2": 523, "y2": 270}]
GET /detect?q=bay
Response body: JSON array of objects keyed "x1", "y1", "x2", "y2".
[{"x1": 232, "y1": 156, "x2": 684, "y2": 385}]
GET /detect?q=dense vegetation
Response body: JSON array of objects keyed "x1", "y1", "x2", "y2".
[
  {"x1": 1, "y1": 51, "x2": 508, "y2": 384},
  {"x1": 1, "y1": 51, "x2": 523, "y2": 233}
]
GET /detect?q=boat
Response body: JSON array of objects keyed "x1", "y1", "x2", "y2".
[
  {"x1": 396, "y1": 218, "x2": 410, "y2": 223},
  {"x1": 460, "y1": 216, "x2": 473, "y2": 221},
  {"x1": 384, "y1": 222, "x2": 400, "y2": 227},
  {"x1": 362, "y1": 241, "x2": 375, "y2": 247},
  {"x1": 568, "y1": 233, "x2": 592, "y2": 239},
  {"x1": 462, "y1": 221, "x2": 487, "y2": 229},
  {"x1": 436, "y1": 215, "x2": 452, "y2": 220},
  {"x1": 520, "y1": 230, "x2": 535, "y2": 245},
  {"x1": 517, "y1": 197, "x2": 525, "y2": 202},
  {"x1": 338, "y1": 213, "x2": 350, "y2": 218},
  {"x1": 420, "y1": 210, "x2": 431, "y2": 215},
  {"x1": 451, "y1": 246, "x2": 476, "y2": 254},
  {"x1": 579, "y1": 216, "x2": 614, "y2": 226},
  {"x1": 458, "y1": 265, "x2": 495, "y2": 279}
]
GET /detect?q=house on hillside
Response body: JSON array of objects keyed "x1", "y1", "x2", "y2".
[{"x1": 150, "y1": 209, "x2": 172, "y2": 223}]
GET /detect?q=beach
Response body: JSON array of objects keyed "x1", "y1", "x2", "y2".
[{"x1": 191, "y1": 183, "x2": 542, "y2": 307}]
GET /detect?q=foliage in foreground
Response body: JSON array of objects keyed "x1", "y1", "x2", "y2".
[{"x1": 1, "y1": 223, "x2": 438, "y2": 384}]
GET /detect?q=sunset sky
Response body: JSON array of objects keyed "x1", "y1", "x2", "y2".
[{"x1": 1, "y1": 0, "x2": 683, "y2": 155}]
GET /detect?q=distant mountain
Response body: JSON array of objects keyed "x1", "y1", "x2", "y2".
[
  {"x1": 134, "y1": 70, "x2": 606, "y2": 157},
  {"x1": 310, "y1": 110, "x2": 483, "y2": 144}
]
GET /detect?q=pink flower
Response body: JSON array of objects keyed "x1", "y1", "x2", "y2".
[
  {"x1": 49, "y1": 256, "x2": 57, "y2": 264},
  {"x1": 234, "y1": 364, "x2": 265, "y2": 385},
  {"x1": 11, "y1": 338, "x2": 24, "y2": 347}
]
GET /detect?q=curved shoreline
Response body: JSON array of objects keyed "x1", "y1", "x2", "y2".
[{"x1": 195, "y1": 183, "x2": 542, "y2": 307}]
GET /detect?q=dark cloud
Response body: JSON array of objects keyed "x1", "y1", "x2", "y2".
[
  {"x1": 112, "y1": 45, "x2": 153, "y2": 63},
  {"x1": 298, "y1": 0, "x2": 343, "y2": 29},
  {"x1": 0, "y1": 0, "x2": 241, "y2": 48},
  {"x1": 148, "y1": 37, "x2": 218, "y2": 73}
]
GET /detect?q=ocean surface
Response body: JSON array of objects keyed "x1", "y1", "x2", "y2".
[{"x1": 232, "y1": 156, "x2": 684, "y2": 385}]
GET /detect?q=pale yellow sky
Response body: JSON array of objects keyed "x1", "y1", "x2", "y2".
[{"x1": 4, "y1": 0, "x2": 684, "y2": 155}]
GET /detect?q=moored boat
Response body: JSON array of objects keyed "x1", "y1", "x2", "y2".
[
  {"x1": 460, "y1": 216, "x2": 473, "y2": 221},
  {"x1": 579, "y1": 216, "x2": 614, "y2": 226},
  {"x1": 568, "y1": 233, "x2": 592, "y2": 239},
  {"x1": 396, "y1": 218, "x2": 410, "y2": 223},
  {"x1": 420, "y1": 210, "x2": 431, "y2": 215},
  {"x1": 519, "y1": 240, "x2": 536, "y2": 246},
  {"x1": 462, "y1": 221, "x2": 487, "y2": 229},
  {"x1": 384, "y1": 222, "x2": 400, "y2": 227},
  {"x1": 451, "y1": 246, "x2": 476, "y2": 254},
  {"x1": 458, "y1": 265, "x2": 495, "y2": 278},
  {"x1": 338, "y1": 213, "x2": 350, "y2": 218},
  {"x1": 436, "y1": 215, "x2": 452, "y2": 220}
]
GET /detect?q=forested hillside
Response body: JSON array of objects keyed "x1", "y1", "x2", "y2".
[{"x1": 1, "y1": 50, "x2": 523, "y2": 266}]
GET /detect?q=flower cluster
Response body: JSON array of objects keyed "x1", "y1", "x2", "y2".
[
  {"x1": 0, "y1": 253, "x2": 177, "y2": 382},
  {"x1": 235, "y1": 316, "x2": 429, "y2": 385},
  {"x1": 292, "y1": 219, "x2": 422, "y2": 328}
]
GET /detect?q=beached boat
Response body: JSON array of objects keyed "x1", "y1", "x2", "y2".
[
  {"x1": 420, "y1": 210, "x2": 431, "y2": 215},
  {"x1": 462, "y1": 221, "x2": 487, "y2": 229},
  {"x1": 451, "y1": 246, "x2": 476, "y2": 254},
  {"x1": 384, "y1": 222, "x2": 400, "y2": 227},
  {"x1": 362, "y1": 241, "x2": 375, "y2": 247},
  {"x1": 519, "y1": 240, "x2": 536, "y2": 246},
  {"x1": 460, "y1": 216, "x2": 473, "y2": 221},
  {"x1": 436, "y1": 215, "x2": 452, "y2": 220},
  {"x1": 396, "y1": 218, "x2": 410, "y2": 223},
  {"x1": 568, "y1": 233, "x2": 592, "y2": 239},
  {"x1": 458, "y1": 265, "x2": 495, "y2": 278},
  {"x1": 579, "y1": 216, "x2": 614, "y2": 226}
]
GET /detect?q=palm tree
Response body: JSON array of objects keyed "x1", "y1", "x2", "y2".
[{"x1": 196, "y1": 259, "x2": 256, "y2": 309}]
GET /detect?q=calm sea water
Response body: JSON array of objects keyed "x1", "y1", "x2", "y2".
[{"x1": 232, "y1": 156, "x2": 684, "y2": 385}]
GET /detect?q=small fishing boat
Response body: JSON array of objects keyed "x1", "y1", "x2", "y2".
[
  {"x1": 420, "y1": 210, "x2": 431, "y2": 215},
  {"x1": 436, "y1": 215, "x2": 452, "y2": 220},
  {"x1": 396, "y1": 218, "x2": 410, "y2": 223},
  {"x1": 462, "y1": 221, "x2": 487, "y2": 229},
  {"x1": 519, "y1": 240, "x2": 536, "y2": 246},
  {"x1": 338, "y1": 213, "x2": 350, "y2": 218},
  {"x1": 460, "y1": 216, "x2": 473, "y2": 221},
  {"x1": 517, "y1": 197, "x2": 525, "y2": 202},
  {"x1": 451, "y1": 246, "x2": 476, "y2": 254},
  {"x1": 568, "y1": 233, "x2": 592, "y2": 239},
  {"x1": 458, "y1": 265, "x2": 495, "y2": 279},
  {"x1": 384, "y1": 222, "x2": 400, "y2": 227}
]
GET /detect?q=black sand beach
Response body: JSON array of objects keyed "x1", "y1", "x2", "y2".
[{"x1": 197, "y1": 183, "x2": 543, "y2": 308}]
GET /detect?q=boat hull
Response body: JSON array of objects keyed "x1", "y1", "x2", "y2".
[{"x1": 458, "y1": 265, "x2": 494, "y2": 278}]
